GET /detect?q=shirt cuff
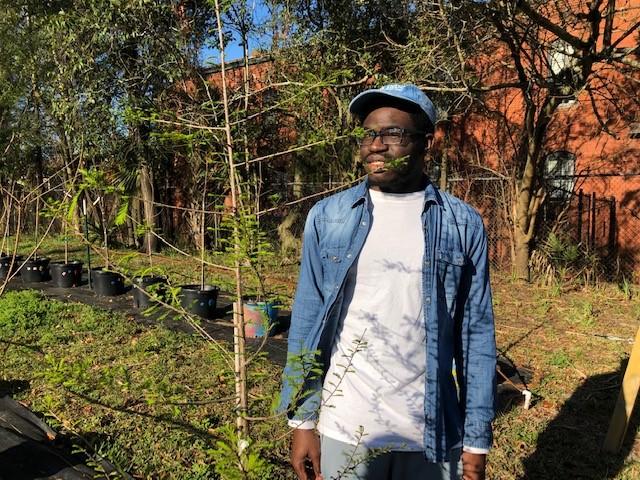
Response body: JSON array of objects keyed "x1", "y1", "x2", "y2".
[
  {"x1": 462, "y1": 445, "x2": 490, "y2": 454},
  {"x1": 288, "y1": 419, "x2": 316, "y2": 429}
]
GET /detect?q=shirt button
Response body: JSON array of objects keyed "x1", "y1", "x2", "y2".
[
  {"x1": 335, "y1": 285, "x2": 339, "y2": 290},
  {"x1": 346, "y1": 254, "x2": 352, "y2": 258},
  {"x1": 361, "y1": 221, "x2": 367, "y2": 226},
  {"x1": 425, "y1": 296, "x2": 431, "y2": 304}
]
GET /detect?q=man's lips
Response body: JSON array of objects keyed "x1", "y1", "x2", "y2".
[
  {"x1": 365, "y1": 157, "x2": 391, "y2": 173},
  {"x1": 367, "y1": 162, "x2": 386, "y2": 173}
]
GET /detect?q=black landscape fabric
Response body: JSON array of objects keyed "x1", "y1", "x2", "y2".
[{"x1": 0, "y1": 395, "x2": 130, "y2": 480}]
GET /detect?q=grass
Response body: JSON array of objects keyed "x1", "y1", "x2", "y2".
[
  {"x1": 0, "y1": 290, "x2": 290, "y2": 479},
  {"x1": 2, "y1": 235, "x2": 640, "y2": 479}
]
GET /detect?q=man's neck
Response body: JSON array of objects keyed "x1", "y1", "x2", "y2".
[{"x1": 368, "y1": 175, "x2": 429, "y2": 194}]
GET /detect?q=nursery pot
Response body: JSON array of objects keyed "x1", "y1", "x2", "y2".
[
  {"x1": 178, "y1": 285, "x2": 219, "y2": 319},
  {"x1": 91, "y1": 267, "x2": 124, "y2": 296},
  {"x1": 50, "y1": 261, "x2": 84, "y2": 288},
  {"x1": 243, "y1": 301, "x2": 280, "y2": 338},
  {"x1": 20, "y1": 257, "x2": 50, "y2": 283},
  {"x1": 132, "y1": 275, "x2": 167, "y2": 309},
  {"x1": 0, "y1": 254, "x2": 23, "y2": 279}
]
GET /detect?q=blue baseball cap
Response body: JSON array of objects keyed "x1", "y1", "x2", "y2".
[{"x1": 349, "y1": 83, "x2": 436, "y2": 127}]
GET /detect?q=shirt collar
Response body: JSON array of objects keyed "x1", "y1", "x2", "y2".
[{"x1": 350, "y1": 177, "x2": 443, "y2": 208}]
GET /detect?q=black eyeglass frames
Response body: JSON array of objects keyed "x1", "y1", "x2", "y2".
[{"x1": 355, "y1": 127, "x2": 426, "y2": 146}]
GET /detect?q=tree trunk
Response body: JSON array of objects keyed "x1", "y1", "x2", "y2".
[
  {"x1": 439, "y1": 146, "x2": 448, "y2": 192},
  {"x1": 139, "y1": 162, "x2": 157, "y2": 253},
  {"x1": 130, "y1": 195, "x2": 141, "y2": 248},
  {"x1": 513, "y1": 227, "x2": 530, "y2": 281}
]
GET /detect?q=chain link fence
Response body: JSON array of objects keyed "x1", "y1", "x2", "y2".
[{"x1": 267, "y1": 169, "x2": 640, "y2": 284}]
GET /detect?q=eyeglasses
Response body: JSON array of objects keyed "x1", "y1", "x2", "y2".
[{"x1": 356, "y1": 127, "x2": 425, "y2": 146}]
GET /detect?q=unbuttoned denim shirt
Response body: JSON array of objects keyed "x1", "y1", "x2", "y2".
[{"x1": 278, "y1": 179, "x2": 497, "y2": 462}]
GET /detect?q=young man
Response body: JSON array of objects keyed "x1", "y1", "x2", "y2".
[{"x1": 279, "y1": 84, "x2": 496, "y2": 480}]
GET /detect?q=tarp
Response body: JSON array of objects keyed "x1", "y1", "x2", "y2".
[{"x1": 0, "y1": 395, "x2": 131, "y2": 480}]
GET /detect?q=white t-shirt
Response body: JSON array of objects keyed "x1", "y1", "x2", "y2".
[{"x1": 317, "y1": 189, "x2": 426, "y2": 450}]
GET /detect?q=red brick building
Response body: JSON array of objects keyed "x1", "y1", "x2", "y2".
[{"x1": 441, "y1": 1, "x2": 640, "y2": 280}]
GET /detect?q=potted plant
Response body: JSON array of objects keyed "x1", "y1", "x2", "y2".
[
  {"x1": 71, "y1": 168, "x2": 125, "y2": 296},
  {"x1": 243, "y1": 298, "x2": 280, "y2": 338},
  {"x1": 0, "y1": 196, "x2": 23, "y2": 280},
  {"x1": 232, "y1": 203, "x2": 280, "y2": 338},
  {"x1": 0, "y1": 252, "x2": 23, "y2": 280},
  {"x1": 21, "y1": 191, "x2": 50, "y2": 283},
  {"x1": 131, "y1": 225, "x2": 168, "y2": 309},
  {"x1": 90, "y1": 196, "x2": 125, "y2": 296},
  {"x1": 178, "y1": 156, "x2": 220, "y2": 319},
  {"x1": 45, "y1": 196, "x2": 83, "y2": 287},
  {"x1": 21, "y1": 255, "x2": 50, "y2": 283}
]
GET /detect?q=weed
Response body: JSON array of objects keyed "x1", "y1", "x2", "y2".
[
  {"x1": 534, "y1": 299, "x2": 552, "y2": 317},
  {"x1": 209, "y1": 424, "x2": 275, "y2": 480},
  {"x1": 515, "y1": 420, "x2": 540, "y2": 446},
  {"x1": 618, "y1": 276, "x2": 633, "y2": 300},
  {"x1": 571, "y1": 301, "x2": 598, "y2": 329},
  {"x1": 548, "y1": 350, "x2": 572, "y2": 368},
  {"x1": 530, "y1": 232, "x2": 601, "y2": 287}
]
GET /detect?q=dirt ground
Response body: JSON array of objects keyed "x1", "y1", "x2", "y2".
[{"x1": 488, "y1": 277, "x2": 640, "y2": 479}]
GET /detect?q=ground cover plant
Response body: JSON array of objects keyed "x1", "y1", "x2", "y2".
[
  {"x1": 0, "y1": 289, "x2": 291, "y2": 479},
  {"x1": 1, "y1": 266, "x2": 639, "y2": 479}
]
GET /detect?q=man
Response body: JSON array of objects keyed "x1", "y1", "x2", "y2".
[{"x1": 279, "y1": 84, "x2": 496, "y2": 480}]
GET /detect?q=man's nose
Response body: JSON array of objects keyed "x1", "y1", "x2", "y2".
[{"x1": 368, "y1": 135, "x2": 388, "y2": 151}]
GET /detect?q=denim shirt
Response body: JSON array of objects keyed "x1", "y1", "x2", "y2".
[{"x1": 278, "y1": 179, "x2": 496, "y2": 462}]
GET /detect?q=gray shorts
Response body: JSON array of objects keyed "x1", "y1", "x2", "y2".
[{"x1": 320, "y1": 435, "x2": 462, "y2": 480}]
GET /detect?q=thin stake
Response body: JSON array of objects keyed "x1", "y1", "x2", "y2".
[{"x1": 212, "y1": 0, "x2": 248, "y2": 440}]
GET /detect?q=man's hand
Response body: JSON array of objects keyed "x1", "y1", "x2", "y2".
[
  {"x1": 291, "y1": 428, "x2": 323, "y2": 480},
  {"x1": 461, "y1": 451, "x2": 486, "y2": 480}
]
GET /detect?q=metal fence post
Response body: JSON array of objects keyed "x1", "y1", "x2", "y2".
[
  {"x1": 591, "y1": 192, "x2": 597, "y2": 250},
  {"x1": 608, "y1": 196, "x2": 617, "y2": 258},
  {"x1": 577, "y1": 189, "x2": 583, "y2": 243}
]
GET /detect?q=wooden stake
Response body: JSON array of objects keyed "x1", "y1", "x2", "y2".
[
  {"x1": 212, "y1": 0, "x2": 248, "y2": 439},
  {"x1": 603, "y1": 326, "x2": 640, "y2": 452}
]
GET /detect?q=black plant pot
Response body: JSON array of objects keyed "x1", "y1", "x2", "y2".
[
  {"x1": 91, "y1": 267, "x2": 124, "y2": 296},
  {"x1": 50, "y1": 261, "x2": 84, "y2": 288},
  {"x1": 132, "y1": 276, "x2": 167, "y2": 309},
  {"x1": 178, "y1": 284, "x2": 219, "y2": 319},
  {"x1": 21, "y1": 257, "x2": 50, "y2": 283},
  {"x1": 0, "y1": 254, "x2": 23, "y2": 279}
]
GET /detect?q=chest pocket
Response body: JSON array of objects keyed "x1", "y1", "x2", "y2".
[
  {"x1": 436, "y1": 249, "x2": 467, "y2": 316},
  {"x1": 320, "y1": 247, "x2": 347, "y2": 291}
]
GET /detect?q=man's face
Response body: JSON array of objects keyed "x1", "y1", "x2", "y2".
[{"x1": 360, "y1": 106, "x2": 432, "y2": 193}]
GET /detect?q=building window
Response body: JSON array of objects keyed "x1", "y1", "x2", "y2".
[
  {"x1": 548, "y1": 40, "x2": 579, "y2": 105},
  {"x1": 545, "y1": 151, "x2": 576, "y2": 200}
]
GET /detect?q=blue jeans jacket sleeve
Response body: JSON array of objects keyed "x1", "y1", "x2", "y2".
[
  {"x1": 458, "y1": 223, "x2": 496, "y2": 450},
  {"x1": 279, "y1": 204, "x2": 324, "y2": 422}
]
